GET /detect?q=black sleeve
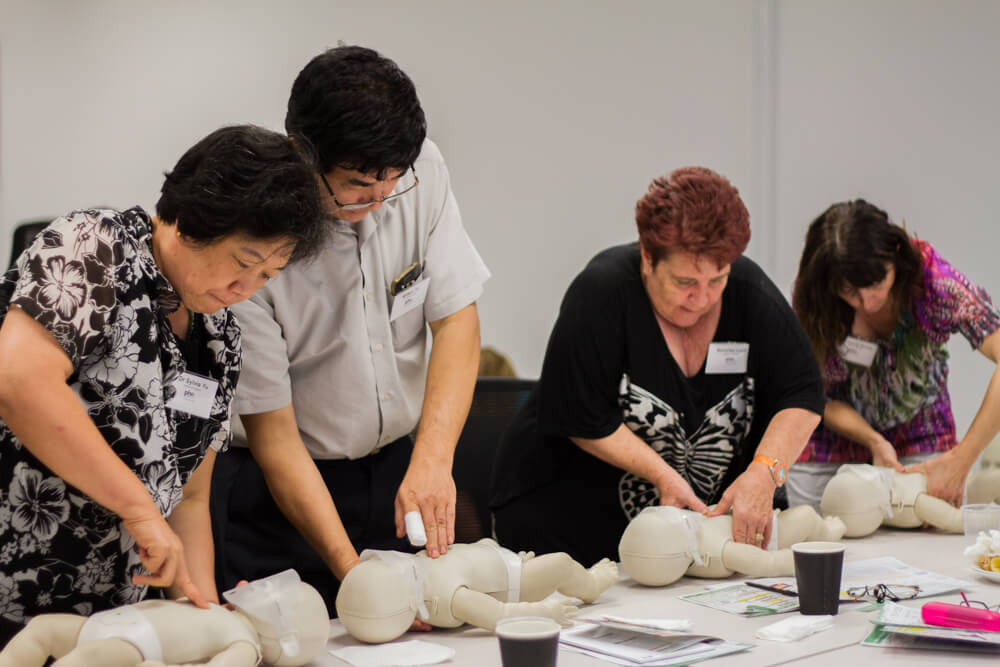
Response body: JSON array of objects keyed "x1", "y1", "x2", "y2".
[
  {"x1": 537, "y1": 260, "x2": 628, "y2": 441},
  {"x1": 738, "y1": 259, "x2": 825, "y2": 418}
]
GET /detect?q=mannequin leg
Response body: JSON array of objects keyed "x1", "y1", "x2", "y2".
[
  {"x1": 775, "y1": 505, "x2": 846, "y2": 548},
  {"x1": 721, "y1": 542, "x2": 794, "y2": 577},
  {"x1": 0, "y1": 615, "x2": 86, "y2": 667},
  {"x1": 520, "y1": 553, "x2": 618, "y2": 603},
  {"x1": 53, "y1": 638, "x2": 143, "y2": 667}
]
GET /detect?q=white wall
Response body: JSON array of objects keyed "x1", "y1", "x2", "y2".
[
  {"x1": 0, "y1": 0, "x2": 996, "y2": 435},
  {"x1": 775, "y1": 0, "x2": 1000, "y2": 439}
]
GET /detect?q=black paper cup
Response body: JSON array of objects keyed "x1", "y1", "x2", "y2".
[
  {"x1": 792, "y1": 541, "x2": 845, "y2": 615},
  {"x1": 496, "y1": 616, "x2": 560, "y2": 667}
]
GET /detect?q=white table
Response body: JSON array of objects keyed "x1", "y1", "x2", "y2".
[{"x1": 313, "y1": 529, "x2": 1000, "y2": 666}]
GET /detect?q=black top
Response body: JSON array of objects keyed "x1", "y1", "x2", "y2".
[{"x1": 491, "y1": 243, "x2": 823, "y2": 516}]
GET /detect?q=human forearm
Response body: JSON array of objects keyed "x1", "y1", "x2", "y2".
[
  {"x1": 954, "y1": 333, "x2": 1000, "y2": 464},
  {"x1": 398, "y1": 304, "x2": 479, "y2": 555},
  {"x1": 167, "y1": 450, "x2": 218, "y2": 602},
  {"x1": 821, "y1": 400, "x2": 885, "y2": 450},
  {"x1": 412, "y1": 304, "x2": 480, "y2": 468},
  {"x1": 242, "y1": 408, "x2": 359, "y2": 579},
  {"x1": 754, "y1": 407, "x2": 822, "y2": 464}
]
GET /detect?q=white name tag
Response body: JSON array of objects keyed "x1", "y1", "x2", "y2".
[
  {"x1": 838, "y1": 336, "x2": 878, "y2": 367},
  {"x1": 389, "y1": 275, "x2": 430, "y2": 322},
  {"x1": 705, "y1": 342, "x2": 749, "y2": 374},
  {"x1": 166, "y1": 371, "x2": 219, "y2": 419}
]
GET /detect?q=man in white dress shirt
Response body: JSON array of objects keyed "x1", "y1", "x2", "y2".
[{"x1": 210, "y1": 45, "x2": 490, "y2": 614}]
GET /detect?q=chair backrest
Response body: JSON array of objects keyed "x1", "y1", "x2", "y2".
[
  {"x1": 452, "y1": 377, "x2": 536, "y2": 542},
  {"x1": 8, "y1": 219, "x2": 52, "y2": 270}
]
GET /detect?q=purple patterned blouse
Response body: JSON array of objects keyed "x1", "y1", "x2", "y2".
[{"x1": 798, "y1": 240, "x2": 1000, "y2": 463}]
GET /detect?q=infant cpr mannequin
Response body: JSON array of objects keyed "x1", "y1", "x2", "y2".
[
  {"x1": 618, "y1": 505, "x2": 846, "y2": 586},
  {"x1": 819, "y1": 464, "x2": 990, "y2": 537},
  {"x1": 0, "y1": 570, "x2": 327, "y2": 667},
  {"x1": 335, "y1": 538, "x2": 618, "y2": 643}
]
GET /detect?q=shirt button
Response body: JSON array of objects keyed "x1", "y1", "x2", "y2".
[
  {"x1": 374, "y1": 343, "x2": 384, "y2": 351},
  {"x1": 382, "y1": 392, "x2": 392, "y2": 400}
]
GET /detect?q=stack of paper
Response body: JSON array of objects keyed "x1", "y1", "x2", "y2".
[
  {"x1": 862, "y1": 601, "x2": 1000, "y2": 653},
  {"x1": 559, "y1": 616, "x2": 751, "y2": 666}
]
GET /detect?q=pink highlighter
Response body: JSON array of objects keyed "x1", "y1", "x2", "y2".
[{"x1": 922, "y1": 602, "x2": 1000, "y2": 632}]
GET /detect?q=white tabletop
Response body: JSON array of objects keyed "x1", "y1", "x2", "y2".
[{"x1": 313, "y1": 529, "x2": 1000, "y2": 666}]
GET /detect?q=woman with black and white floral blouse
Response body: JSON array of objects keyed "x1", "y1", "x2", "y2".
[{"x1": 0, "y1": 125, "x2": 326, "y2": 643}]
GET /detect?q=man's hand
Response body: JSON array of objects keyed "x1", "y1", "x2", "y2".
[
  {"x1": 708, "y1": 463, "x2": 775, "y2": 548},
  {"x1": 394, "y1": 454, "x2": 456, "y2": 558}
]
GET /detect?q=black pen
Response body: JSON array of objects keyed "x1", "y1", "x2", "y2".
[{"x1": 745, "y1": 581, "x2": 798, "y2": 597}]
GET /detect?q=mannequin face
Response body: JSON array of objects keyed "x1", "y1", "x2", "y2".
[{"x1": 641, "y1": 249, "x2": 730, "y2": 329}]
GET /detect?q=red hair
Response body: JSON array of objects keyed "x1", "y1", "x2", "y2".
[{"x1": 635, "y1": 166, "x2": 750, "y2": 266}]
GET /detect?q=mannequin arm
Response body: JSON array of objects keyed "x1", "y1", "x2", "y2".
[
  {"x1": 451, "y1": 588, "x2": 577, "y2": 631},
  {"x1": 913, "y1": 493, "x2": 963, "y2": 533},
  {"x1": 720, "y1": 542, "x2": 794, "y2": 577}
]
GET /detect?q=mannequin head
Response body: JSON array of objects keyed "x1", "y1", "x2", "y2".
[
  {"x1": 618, "y1": 506, "x2": 700, "y2": 586},
  {"x1": 224, "y1": 572, "x2": 329, "y2": 666},
  {"x1": 336, "y1": 556, "x2": 420, "y2": 643},
  {"x1": 821, "y1": 464, "x2": 928, "y2": 536}
]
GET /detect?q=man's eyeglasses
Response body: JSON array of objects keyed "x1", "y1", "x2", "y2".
[
  {"x1": 846, "y1": 584, "x2": 921, "y2": 603},
  {"x1": 320, "y1": 169, "x2": 419, "y2": 212}
]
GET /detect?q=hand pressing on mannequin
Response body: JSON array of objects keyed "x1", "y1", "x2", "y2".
[
  {"x1": 0, "y1": 570, "x2": 328, "y2": 667},
  {"x1": 335, "y1": 538, "x2": 618, "y2": 643},
  {"x1": 819, "y1": 464, "x2": 1000, "y2": 537},
  {"x1": 618, "y1": 505, "x2": 846, "y2": 586}
]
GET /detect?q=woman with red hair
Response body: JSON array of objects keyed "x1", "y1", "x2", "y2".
[{"x1": 490, "y1": 167, "x2": 825, "y2": 566}]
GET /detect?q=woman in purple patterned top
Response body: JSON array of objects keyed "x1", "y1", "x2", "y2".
[{"x1": 787, "y1": 199, "x2": 1000, "y2": 509}]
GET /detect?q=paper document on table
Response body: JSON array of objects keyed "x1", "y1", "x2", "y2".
[
  {"x1": 863, "y1": 601, "x2": 1000, "y2": 648},
  {"x1": 679, "y1": 582, "x2": 799, "y2": 616},
  {"x1": 560, "y1": 622, "x2": 752, "y2": 666},
  {"x1": 748, "y1": 556, "x2": 973, "y2": 601}
]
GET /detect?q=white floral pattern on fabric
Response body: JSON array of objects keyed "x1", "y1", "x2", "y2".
[
  {"x1": 617, "y1": 374, "x2": 755, "y2": 519},
  {"x1": 0, "y1": 207, "x2": 241, "y2": 635}
]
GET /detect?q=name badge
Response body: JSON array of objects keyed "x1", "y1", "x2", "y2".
[
  {"x1": 389, "y1": 275, "x2": 430, "y2": 322},
  {"x1": 166, "y1": 371, "x2": 219, "y2": 419},
  {"x1": 838, "y1": 336, "x2": 878, "y2": 367},
  {"x1": 705, "y1": 342, "x2": 749, "y2": 374}
]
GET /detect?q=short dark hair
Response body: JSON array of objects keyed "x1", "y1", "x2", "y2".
[
  {"x1": 793, "y1": 199, "x2": 923, "y2": 363},
  {"x1": 635, "y1": 166, "x2": 750, "y2": 267},
  {"x1": 285, "y1": 45, "x2": 427, "y2": 177},
  {"x1": 156, "y1": 125, "x2": 326, "y2": 263}
]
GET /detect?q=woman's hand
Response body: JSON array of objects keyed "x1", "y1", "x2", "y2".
[
  {"x1": 653, "y1": 465, "x2": 710, "y2": 513},
  {"x1": 868, "y1": 435, "x2": 904, "y2": 471},
  {"x1": 904, "y1": 449, "x2": 971, "y2": 507},
  {"x1": 123, "y1": 512, "x2": 209, "y2": 609},
  {"x1": 707, "y1": 464, "x2": 775, "y2": 548}
]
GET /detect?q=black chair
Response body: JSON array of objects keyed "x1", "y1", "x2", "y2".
[
  {"x1": 8, "y1": 219, "x2": 51, "y2": 270},
  {"x1": 452, "y1": 376, "x2": 536, "y2": 542}
]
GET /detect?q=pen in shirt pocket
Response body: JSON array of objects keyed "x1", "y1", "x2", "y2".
[{"x1": 390, "y1": 261, "x2": 423, "y2": 296}]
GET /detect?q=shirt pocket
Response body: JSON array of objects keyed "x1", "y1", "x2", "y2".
[{"x1": 390, "y1": 307, "x2": 426, "y2": 349}]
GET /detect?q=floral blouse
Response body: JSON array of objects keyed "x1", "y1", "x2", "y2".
[
  {"x1": 0, "y1": 208, "x2": 240, "y2": 631},
  {"x1": 799, "y1": 240, "x2": 1000, "y2": 463}
]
